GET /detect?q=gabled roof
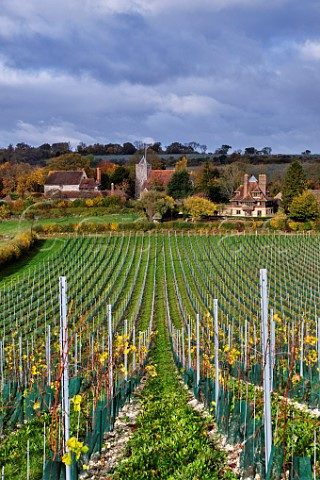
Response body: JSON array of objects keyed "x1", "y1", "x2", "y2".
[
  {"x1": 231, "y1": 179, "x2": 272, "y2": 202},
  {"x1": 45, "y1": 170, "x2": 86, "y2": 186},
  {"x1": 79, "y1": 178, "x2": 97, "y2": 190}
]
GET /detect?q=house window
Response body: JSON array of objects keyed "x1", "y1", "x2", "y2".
[
  {"x1": 252, "y1": 191, "x2": 260, "y2": 197},
  {"x1": 257, "y1": 210, "x2": 262, "y2": 216},
  {"x1": 236, "y1": 210, "x2": 241, "y2": 215}
]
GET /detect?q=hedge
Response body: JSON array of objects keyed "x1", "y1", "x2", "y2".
[{"x1": 0, "y1": 231, "x2": 38, "y2": 267}]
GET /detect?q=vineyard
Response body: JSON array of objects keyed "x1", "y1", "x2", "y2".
[{"x1": 0, "y1": 232, "x2": 320, "y2": 479}]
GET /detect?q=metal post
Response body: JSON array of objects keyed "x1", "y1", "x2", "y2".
[
  {"x1": 46, "y1": 325, "x2": 51, "y2": 387},
  {"x1": 318, "y1": 318, "x2": 320, "y2": 380},
  {"x1": 244, "y1": 318, "x2": 248, "y2": 371},
  {"x1": 27, "y1": 439, "x2": 30, "y2": 480},
  {"x1": 270, "y1": 310, "x2": 275, "y2": 391},
  {"x1": 132, "y1": 324, "x2": 136, "y2": 373},
  {"x1": 182, "y1": 327, "x2": 185, "y2": 369},
  {"x1": 260, "y1": 269, "x2": 272, "y2": 475},
  {"x1": 59, "y1": 276, "x2": 70, "y2": 480},
  {"x1": 196, "y1": 314, "x2": 200, "y2": 386},
  {"x1": 107, "y1": 304, "x2": 113, "y2": 411},
  {"x1": 300, "y1": 317, "x2": 304, "y2": 378},
  {"x1": 214, "y1": 299, "x2": 219, "y2": 414},
  {"x1": 187, "y1": 322, "x2": 191, "y2": 370},
  {"x1": 124, "y1": 319, "x2": 128, "y2": 382}
]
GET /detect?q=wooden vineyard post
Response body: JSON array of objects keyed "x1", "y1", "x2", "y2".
[
  {"x1": 59, "y1": 276, "x2": 70, "y2": 480},
  {"x1": 260, "y1": 269, "x2": 272, "y2": 476},
  {"x1": 214, "y1": 299, "x2": 219, "y2": 415}
]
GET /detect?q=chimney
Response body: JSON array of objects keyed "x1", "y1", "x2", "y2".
[
  {"x1": 243, "y1": 173, "x2": 249, "y2": 197},
  {"x1": 96, "y1": 167, "x2": 101, "y2": 184},
  {"x1": 259, "y1": 174, "x2": 267, "y2": 195}
]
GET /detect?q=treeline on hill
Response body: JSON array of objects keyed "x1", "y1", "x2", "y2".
[
  {"x1": 0, "y1": 152, "x2": 320, "y2": 210},
  {"x1": 0, "y1": 141, "x2": 319, "y2": 167}
]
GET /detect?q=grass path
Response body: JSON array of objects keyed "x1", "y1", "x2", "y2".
[{"x1": 109, "y1": 257, "x2": 238, "y2": 480}]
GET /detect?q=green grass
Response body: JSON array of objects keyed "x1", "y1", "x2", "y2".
[
  {"x1": 0, "y1": 419, "x2": 45, "y2": 479},
  {"x1": 0, "y1": 214, "x2": 144, "y2": 238},
  {"x1": 112, "y1": 333, "x2": 237, "y2": 479},
  {"x1": 0, "y1": 238, "x2": 66, "y2": 284}
]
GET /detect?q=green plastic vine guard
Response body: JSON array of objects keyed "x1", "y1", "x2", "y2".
[
  {"x1": 42, "y1": 459, "x2": 62, "y2": 480},
  {"x1": 266, "y1": 445, "x2": 284, "y2": 480},
  {"x1": 292, "y1": 456, "x2": 313, "y2": 480}
]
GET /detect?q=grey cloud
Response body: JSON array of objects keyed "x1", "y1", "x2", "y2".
[{"x1": 0, "y1": 0, "x2": 319, "y2": 153}]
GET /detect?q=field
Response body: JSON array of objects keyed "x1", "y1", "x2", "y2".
[
  {"x1": 0, "y1": 232, "x2": 320, "y2": 479},
  {"x1": 0, "y1": 213, "x2": 142, "y2": 239}
]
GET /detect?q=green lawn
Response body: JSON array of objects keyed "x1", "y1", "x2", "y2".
[
  {"x1": 0, "y1": 213, "x2": 144, "y2": 238},
  {"x1": 0, "y1": 238, "x2": 66, "y2": 283}
]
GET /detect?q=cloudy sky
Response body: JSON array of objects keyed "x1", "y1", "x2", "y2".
[{"x1": 1, "y1": 0, "x2": 320, "y2": 153}]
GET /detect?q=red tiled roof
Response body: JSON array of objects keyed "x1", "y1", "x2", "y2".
[{"x1": 146, "y1": 170, "x2": 174, "y2": 188}]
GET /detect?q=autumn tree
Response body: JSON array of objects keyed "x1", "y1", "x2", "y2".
[
  {"x1": 183, "y1": 196, "x2": 216, "y2": 220},
  {"x1": 289, "y1": 190, "x2": 319, "y2": 221},
  {"x1": 47, "y1": 153, "x2": 92, "y2": 174},
  {"x1": 98, "y1": 161, "x2": 117, "y2": 190},
  {"x1": 194, "y1": 162, "x2": 226, "y2": 203},
  {"x1": 282, "y1": 160, "x2": 307, "y2": 212},
  {"x1": 175, "y1": 156, "x2": 188, "y2": 172},
  {"x1": 0, "y1": 162, "x2": 32, "y2": 194},
  {"x1": 140, "y1": 191, "x2": 174, "y2": 221},
  {"x1": 26, "y1": 168, "x2": 47, "y2": 193}
]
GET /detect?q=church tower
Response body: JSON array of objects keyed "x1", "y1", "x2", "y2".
[{"x1": 135, "y1": 155, "x2": 151, "y2": 198}]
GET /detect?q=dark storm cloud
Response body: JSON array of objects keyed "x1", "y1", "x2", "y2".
[{"x1": 0, "y1": 0, "x2": 319, "y2": 153}]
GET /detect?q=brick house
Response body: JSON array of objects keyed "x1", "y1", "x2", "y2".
[{"x1": 227, "y1": 174, "x2": 274, "y2": 217}]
